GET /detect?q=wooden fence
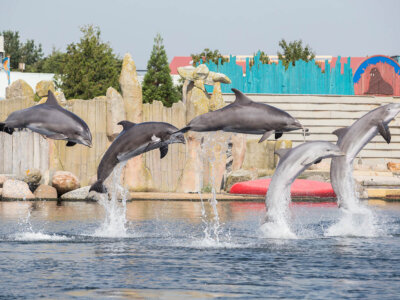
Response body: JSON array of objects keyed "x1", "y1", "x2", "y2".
[
  {"x1": 204, "y1": 53, "x2": 354, "y2": 95},
  {"x1": 1, "y1": 94, "x2": 400, "y2": 190}
]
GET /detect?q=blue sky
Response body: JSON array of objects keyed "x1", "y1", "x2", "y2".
[{"x1": 2, "y1": 0, "x2": 399, "y2": 69}]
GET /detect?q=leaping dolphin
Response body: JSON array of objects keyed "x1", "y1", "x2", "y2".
[
  {"x1": 330, "y1": 103, "x2": 400, "y2": 210},
  {"x1": 0, "y1": 91, "x2": 92, "y2": 147},
  {"x1": 261, "y1": 141, "x2": 344, "y2": 238},
  {"x1": 89, "y1": 121, "x2": 186, "y2": 194},
  {"x1": 179, "y1": 88, "x2": 307, "y2": 142}
]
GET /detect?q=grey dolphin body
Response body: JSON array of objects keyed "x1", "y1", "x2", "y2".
[
  {"x1": 89, "y1": 121, "x2": 185, "y2": 193},
  {"x1": 0, "y1": 91, "x2": 92, "y2": 147},
  {"x1": 180, "y1": 88, "x2": 306, "y2": 142},
  {"x1": 330, "y1": 103, "x2": 400, "y2": 209},
  {"x1": 262, "y1": 141, "x2": 344, "y2": 236},
  {"x1": 266, "y1": 142, "x2": 344, "y2": 217}
]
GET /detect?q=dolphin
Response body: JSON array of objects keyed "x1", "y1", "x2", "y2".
[
  {"x1": 178, "y1": 88, "x2": 307, "y2": 142},
  {"x1": 0, "y1": 91, "x2": 92, "y2": 147},
  {"x1": 261, "y1": 141, "x2": 344, "y2": 238},
  {"x1": 330, "y1": 103, "x2": 400, "y2": 210},
  {"x1": 89, "y1": 121, "x2": 186, "y2": 194}
]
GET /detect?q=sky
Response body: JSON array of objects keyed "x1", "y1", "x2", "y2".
[{"x1": 1, "y1": 0, "x2": 399, "y2": 69}]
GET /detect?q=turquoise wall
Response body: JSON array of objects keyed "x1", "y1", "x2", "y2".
[{"x1": 203, "y1": 53, "x2": 354, "y2": 95}]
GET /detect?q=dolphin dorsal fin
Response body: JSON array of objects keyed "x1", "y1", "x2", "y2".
[
  {"x1": 275, "y1": 148, "x2": 290, "y2": 158},
  {"x1": 118, "y1": 120, "x2": 136, "y2": 131},
  {"x1": 232, "y1": 88, "x2": 252, "y2": 105},
  {"x1": 332, "y1": 127, "x2": 348, "y2": 140},
  {"x1": 45, "y1": 91, "x2": 59, "y2": 106}
]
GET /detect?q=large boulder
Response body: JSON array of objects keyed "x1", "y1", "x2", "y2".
[
  {"x1": 106, "y1": 87, "x2": 126, "y2": 141},
  {"x1": 6, "y1": 79, "x2": 34, "y2": 100},
  {"x1": 35, "y1": 80, "x2": 55, "y2": 97},
  {"x1": 225, "y1": 169, "x2": 258, "y2": 192},
  {"x1": 0, "y1": 174, "x2": 18, "y2": 188},
  {"x1": 2, "y1": 179, "x2": 35, "y2": 200},
  {"x1": 34, "y1": 184, "x2": 58, "y2": 200},
  {"x1": 51, "y1": 171, "x2": 80, "y2": 195},
  {"x1": 23, "y1": 168, "x2": 42, "y2": 185},
  {"x1": 61, "y1": 186, "x2": 90, "y2": 200}
]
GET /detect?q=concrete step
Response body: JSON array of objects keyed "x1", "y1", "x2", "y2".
[
  {"x1": 355, "y1": 175, "x2": 400, "y2": 187},
  {"x1": 367, "y1": 188, "x2": 400, "y2": 199}
]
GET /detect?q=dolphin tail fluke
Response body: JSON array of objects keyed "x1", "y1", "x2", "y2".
[
  {"x1": 89, "y1": 180, "x2": 107, "y2": 194},
  {"x1": 0, "y1": 123, "x2": 14, "y2": 135}
]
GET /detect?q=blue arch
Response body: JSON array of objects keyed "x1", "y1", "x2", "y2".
[{"x1": 353, "y1": 55, "x2": 400, "y2": 84}]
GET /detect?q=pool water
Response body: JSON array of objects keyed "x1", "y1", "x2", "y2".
[{"x1": 0, "y1": 200, "x2": 399, "y2": 299}]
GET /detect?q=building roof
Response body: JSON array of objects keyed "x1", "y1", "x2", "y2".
[{"x1": 169, "y1": 56, "x2": 193, "y2": 74}]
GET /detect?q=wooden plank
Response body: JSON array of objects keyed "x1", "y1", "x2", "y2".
[{"x1": 3, "y1": 132, "x2": 12, "y2": 174}]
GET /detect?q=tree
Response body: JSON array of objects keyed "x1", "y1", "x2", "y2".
[
  {"x1": 60, "y1": 25, "x2": 121, "y2": 99},
  {"x1": 142, "y1": 33, "x2": 180, "y2": 107},
  {"x1": 191, "y1": 48, "x2": 228, "y2": 66},
  {"x1": 36, "y1": 48, "x2": 67, "y2": 74},
  {"x1": 1, "y1": 30, "x2": 44, "y2": 70},
  {"x1": 277, "y1": 39, "x2": 315, "y2": 69},
  {"x1": 250, "y1": 50, "x2": 270, "y2": 67}
]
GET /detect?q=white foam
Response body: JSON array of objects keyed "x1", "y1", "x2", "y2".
[
  {"x1": 92, "y1": 162, "x2": 132, "y2": 238},
  {"x1": 12, "y1": 232, "x2": 71, "y2": 241},
  {"x1": 325, "y1": 207, "x2": 379, "y2": 237}
]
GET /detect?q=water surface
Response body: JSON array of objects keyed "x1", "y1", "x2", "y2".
[{"x1": 0, "y1": 200, "x2": 399, "y2": 299}]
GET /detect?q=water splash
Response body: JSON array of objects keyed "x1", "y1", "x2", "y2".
[
  {"x1": 12, "y1": 201, "x2": 70, "y2": 241},
  {"x1": 196, "y1": 132, "x2": 229, "y2": 245},
  {"x1": 260, "y1": 188, "x2": 297, "y2": 239},
  {"x1": 93, "y1": 162, "x2": 131, "y2": 238},
  {"x1": 326, "y1": 166, "x2": 379, "y2": 237}
]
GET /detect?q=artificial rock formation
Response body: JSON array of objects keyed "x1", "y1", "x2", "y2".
[
  {"x1": 106, "y1": 87, "x2": 126, "y2": 141},
  {"x1": 176, "y1": 64, "x2": 231, "y2": 193},
  {"x1": 6, "y1": 79, "x2": 34, "y2": 100},
  {"x1": 119, "y1": 53, "x2": 154, "y2": 192},
  {"x1": 35, "y1": 80, "x2": 55, "y2": 97}
]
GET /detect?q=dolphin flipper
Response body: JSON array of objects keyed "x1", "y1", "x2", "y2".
[
  {"x1": 275, "y1": 132, "x2": 283, "y2": 139},
  {"x1": 66, "y1": 141, "x2": 76, "y2": 147},
  {"x1": 259, "y1": 130, "x2": 273, "y2": 143},
  {"x1": 378, "y1": 122, "x2": 391, "y2": 143},
  {"x1": 160, "y1": 145, "x2": 168, "y2": 159}
]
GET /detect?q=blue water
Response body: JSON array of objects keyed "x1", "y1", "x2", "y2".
[{"x1": 0, "y1": 200, "x2": 399, "y2": 299}]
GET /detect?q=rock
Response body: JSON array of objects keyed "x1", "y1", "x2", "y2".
[
  {"x1": 23, "y1": 168, "x2": 42, "y2": 192},
  {"x1": 387, "y1": 162, "x2": 400, "y2": 172},
  {"x1": 35, "y1": 80, "x2": 55, "y2": 97},
  {"x1": 106, "y1": 87, "x2": 126, "y2": 141},
  {"x1": 2, "y1": 179, "x2": 35, "y2": 200},
  {"x1": 209, "y1": 82, "x2": 225, "y2": 111},
  {"x1": 0, "y1": 174, "x2": 18, "y2": 187},
  {"x1": 242, "y1": 139, "x2": 275, "y2": 171},
  {"x1": 175, "y1": 133, "x2": 203, "y2": 193},
  {"x1": 119, "y1": 53, "x2": 143, "y2": 123},
  {"x1": 51, "y1": 171, "x2": 80, "y2": 195},
  {"x1": 61, "y1": 186, "x2": 90, "y2": 200},
  {"x1": 225, "y1": 169, "x2": 258, "y2": 192},
  {"x1": 34, "y1": 184, "x2": 58, "y2": 199},
  {"x1": 231, "y1": 134, "x2": 247, "y2": 171},
  {"x1": 23, "y1": 168, "x2": 42, "y2": 185},
  {"x1": 123, "y1": 157, "x2": 154, "y2": 192},
  {"x1": 119, "y1": 53, "x2": 153, "y2": 192},
  {"x1": 6, "y1": 79, "x2": 34, "y2": 100}
]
